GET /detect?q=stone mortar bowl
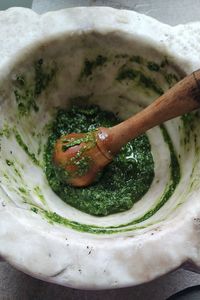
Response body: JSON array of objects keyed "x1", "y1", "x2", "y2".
[{"x1": 0, "y1": 6, "x2": 200, "y2": 289}]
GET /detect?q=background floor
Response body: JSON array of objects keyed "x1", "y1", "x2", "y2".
[
  {"x1": 1, "y1": 262, "x2": 200, "y2": 300},
  {"x1": 1, "y1": 0, "x2": 200, "y2": 299}
]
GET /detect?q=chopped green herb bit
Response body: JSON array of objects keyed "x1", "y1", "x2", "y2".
[
  {"x1": 165, "y1": 73, "x2": 179, "y2": 86},
  {"x1": 19, "y1": 187, "x2": 27, "y2": 194},
  {"x1": 6, "y1": 159, "x2": 13, "y2": 166},
  {"x1": 147, "y1": 62, "x2": 160, "y2": 72},
  {"x1": 117, "y1": 68, "x2": 137, "y2": 80},
  {"x1": 62, "y1": 145, "x2": 68, "y2": 152},
  {"x1": 0, "y1": 123, "x2": 11, "y2": 138},
  {"x1": 31, "y1": 207, "x2": 38, "y2": 213},
  {"x1": 81, "y1": 55, "x2": 107, "y2": 78},
  {"x1": 14, "y1": 167, "x2": 22, "y2": 179}
]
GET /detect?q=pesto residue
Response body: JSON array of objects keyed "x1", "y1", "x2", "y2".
[
  {"x1": 181, "y1": 113, "x2": 196, "y2": 146},
  {"x1": 80, "y1": 55, "x2": 107, "y2": 78},
  {"x1": 114, "y1": 54, "x2": 179, "y2": 89},
  {"x1": 13, "y1": 59, "x2": 57, "y2": 116},
  {"x1": 44, "y1": 105, "x2": 155, "y2": 216},
  {"x1": 79, "y1": 53, "x2": 179, "y2": 97},
  {"x1": 14, "y1": 130, "x2": 39, "y2": 166},
  {"x1": 34, "y1": 186, "x2": 46, "y2": 205},
  {"x1": 116, "y1": 67, "x2": 164, "y2": 95}
]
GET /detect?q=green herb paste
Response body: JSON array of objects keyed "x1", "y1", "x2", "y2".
[{"x1": 44, "y1": 105, "x2": 155, "y2": 216}]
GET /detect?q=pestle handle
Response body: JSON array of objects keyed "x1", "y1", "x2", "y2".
[{"x1": 104, "y1": 70, "x2": 200, "y2": 154}]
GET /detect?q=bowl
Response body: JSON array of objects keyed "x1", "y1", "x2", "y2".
[{"x1": 0, "y1": 6, "x2": 200, "y2": 289}]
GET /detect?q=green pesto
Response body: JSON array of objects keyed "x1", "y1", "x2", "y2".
[
  {"x1": 13, "y1": 59, "x2": 57, "y2": 116},
  {"x1": 14, "y1": 131, "x2": 39, "y2": 166},
  {"x1": 14, "y1": 167, "x2": 22, "y2": 179},
  {"x1": 14, "y1": 84, "x2": 38, "y2": 115},
  {"x1": 34, "y1": 59, "x2": 56, "y2": 96},
  {"x1": 44, "y1": 105, "x2": 155, "y2": 216},
  {"x1": 181, "y1": 113, "x2": 196, "y2": 146},
  {"x1": 165, "y1": 73, "x2": 179, "y2": 86},
  {"x1": 147, "y1": 61, "x2": 160, "y2": 72},
  {"x1": 42, "y1": 209, "x2": 148, "y2": 234},
  {"x1": 6, "y1": 159, "x2": 14, "y2": 166},
  {"x1": 34, "y1": 186, "x2": 46, "y2": 205},
  {"x1": 0, "y1": 123, "x2": 12, "y2": 138},
  {"x1": 31, "y1": 207, "x2": 38, "y2": 213},
  {"x1": 78, "y1": 54, "x2": 179, "y2": 96},
  {"x1": 5, "y1": 159, "x2": 22, "y2": 179},
  {"x1": 80, "y1": 55, "x2": 107, "y2": 78},
  {"x1": 18, "y1": 187, "x2": 27, "y2": 194},
  {"x1": 42, "y1": 123, "x2": 181, "y2": 234},
  {"x1": 116, "y1": 67, "x2": 164, "y2": 95},
  {"x1": 181, "y1": 113, "x2": 195, "y2": 131}
]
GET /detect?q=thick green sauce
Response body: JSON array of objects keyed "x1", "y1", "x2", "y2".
[
  {"x1": 44, "y1": 105, "x2": 155, "y2": 216},
  {"x1": 41, "y1": 123, "x2": 180, "y2": 234}
]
